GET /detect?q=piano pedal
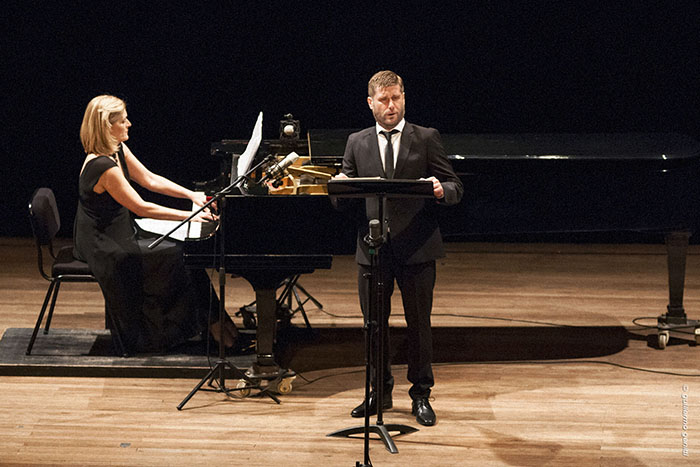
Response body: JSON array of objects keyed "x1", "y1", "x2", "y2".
[
  {"x1": 236, "y1": 303, "x2": 296, "y2": 330},
  {"x1": 237, "y1": 304, "x2": 257, "y2": 329},
  {"x1": 276, "y1": 303, "x2": 293, "y2": 328}
]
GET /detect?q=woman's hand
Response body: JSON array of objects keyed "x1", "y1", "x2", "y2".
[
  {"x1": 191, "y1": 191, "x2": 218, "y2": 213},
  {"x1": 189, "y1": 191, "x2": 219, "y2": 221},
  {"x1": 192, "y1": 209, "x2": 218, "y2": 223},
  {"x1": 190, "y1": 191, "x2": 208, "y2": 207}
]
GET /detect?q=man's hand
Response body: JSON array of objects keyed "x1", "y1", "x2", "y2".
[
  {"x1": 423, "y1": 176, "x2": 444, "y2": 199},
  {"x1": 333, "y1": 172, "x2": 349, "y2": 179}
]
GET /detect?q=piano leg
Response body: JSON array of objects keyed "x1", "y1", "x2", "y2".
[
  {"x1": 244, "y1": 283, "x2": 298, "y2": 394},
  {"x1": 240, "y1": 270, "x2": 304, "y2": 383},
  {"x1": 666, "y1": 230, "x2": 689, "y2": 319},
  {"x1": 657, "y1": 231, "x2": 699, "y2": 348},
  {"x1": 252, "y1": 287, "x2": 279, "y2": 374}
]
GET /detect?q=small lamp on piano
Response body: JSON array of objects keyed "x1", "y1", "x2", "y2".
[{"x1": 279, "y1": 113, "x2": 300, "y2": 141}]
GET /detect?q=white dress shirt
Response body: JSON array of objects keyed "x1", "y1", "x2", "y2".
[{"x1": 375, "y1": 118, "x2": 406, "y2": 173}]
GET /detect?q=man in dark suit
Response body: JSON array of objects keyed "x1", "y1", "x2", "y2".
[{"x1": 337, "y1": 70, "x2": 463, "y2": 426}]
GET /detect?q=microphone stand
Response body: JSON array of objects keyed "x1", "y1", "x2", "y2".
[
  {"x1": 148, "y1": 154, "x2": 281, "y2": 409},
  {"x1": 360, "y1": 218, "x2": 382, "y2": 467},
  {"x1": 328, "y1": 192, "x2": 417, "y2": 461}
]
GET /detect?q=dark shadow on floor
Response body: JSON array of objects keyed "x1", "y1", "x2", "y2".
[
  {"x1": 277, "y1": 325, "x2": 634, "y2": 373},
  {"x1": 0, "y1": 325, "x2": 643, "y2": 378}
]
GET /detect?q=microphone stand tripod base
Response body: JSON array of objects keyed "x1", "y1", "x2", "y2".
[{"x1": 327, "y1": 423, "x2": 418, "y2": 454}]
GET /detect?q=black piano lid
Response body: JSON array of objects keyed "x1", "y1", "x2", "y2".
[
  {"x1": 442, "y1": 133, "x2": 700, "y2": 161},
  {"x1": 435, "y1": 133, "x2": 700, "y2": 238},
  {"x1": 306, "y1": 131, "x2": 700, "y2": 165},
  {"x1": 307, "y1": 129, "x2": 358, "y2": 164}
]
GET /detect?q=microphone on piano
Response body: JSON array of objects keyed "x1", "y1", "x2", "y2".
[{"x1": 257, "y1": 151, "x2": 300, "y2": 184}]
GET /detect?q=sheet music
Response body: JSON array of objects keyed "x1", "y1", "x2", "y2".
[
  {"x1": 134, "y1": 198, "x2": 203, "y2": 242},
  {"x1": 235, "y1": 111, "x2": 263, "y2": 181}
]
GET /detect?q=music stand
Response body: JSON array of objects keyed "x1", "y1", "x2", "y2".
[
  {"x1": 326, "y1": 178, "x2": 433, "y2": 461},
  {"x1": 149, "y1": 154, "x2": 281, "y2": 409}
]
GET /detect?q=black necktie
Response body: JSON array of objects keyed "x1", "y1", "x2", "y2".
[{"x1": 380, "y1": 129, "x2": 399, "y2": 178}]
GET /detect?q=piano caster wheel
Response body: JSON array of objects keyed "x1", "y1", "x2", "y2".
[
  {"x1": 236, "y1": 380, "x2": 251, "y2": 397},
  {"x1": 276, "y1": 376, "x2": 295, "y2": 395},
  {"x1": 658, "y1": 331, "x2": 669, "y2": 350}
]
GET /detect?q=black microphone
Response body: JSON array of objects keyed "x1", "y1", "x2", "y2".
[
  {"x1": 258, "y1": 152, "x2": 300, "y2": 184},
  {"x1": 368, "y1": 219, "x2": 381, "y2": 242}
]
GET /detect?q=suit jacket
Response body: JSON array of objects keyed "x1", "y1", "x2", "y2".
[{"x1": 341, "y1": 122, "x2": 464, "y2": 265}]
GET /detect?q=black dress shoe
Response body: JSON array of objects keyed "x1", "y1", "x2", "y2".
[
  {"x1": 350, "y1": 392, "x2": 393, "y2": 418},
  {"x1": 411, "y1": 398, "x2": 436, "y2": 426}
]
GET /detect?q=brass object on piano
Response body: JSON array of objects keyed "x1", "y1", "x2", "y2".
[
  {"x1": 199, "y1": 116, "x2": 350, "y2": 196},
  {"x1": 262, "y1": 126, "x2": 348, "y2": 195},
  {"x1": 267, "y1": 155, "x2": 336, "y2": 195}
]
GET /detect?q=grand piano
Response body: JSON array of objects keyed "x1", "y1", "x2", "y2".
[
  {"x1": 439, "y1": 133, "x2": 700, "y2": 349},
  {"x1": 184, "y1": 121, "x2": 700, "y2": 377}
]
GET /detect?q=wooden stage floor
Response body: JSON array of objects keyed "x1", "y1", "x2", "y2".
[{"x1": 1, "y1": 237, "x2": 699, "y2": 466}]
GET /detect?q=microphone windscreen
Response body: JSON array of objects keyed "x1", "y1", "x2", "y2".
[{"x1": 282, "y1": 152, "x2": 300, "y2": 167}]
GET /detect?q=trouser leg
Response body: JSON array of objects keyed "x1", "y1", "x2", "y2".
[{"x1": 395, "y1": 260, "x2": 436, "y2": 400}]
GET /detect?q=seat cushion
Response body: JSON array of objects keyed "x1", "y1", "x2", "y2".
[{"x1": 51, "y1": 245, "x2": 94, "y2": 277}]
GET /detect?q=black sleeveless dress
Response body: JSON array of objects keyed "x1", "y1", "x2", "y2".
[{"x1": 73, "y1": 147, "x2": 215, "y2": 353}]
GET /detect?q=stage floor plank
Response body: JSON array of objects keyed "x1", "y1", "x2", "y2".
[{"x1": 1, "y1": 237, "x2": 699, "y2": 466}]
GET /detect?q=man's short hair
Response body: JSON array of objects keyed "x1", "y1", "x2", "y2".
[{"x1": 368, "y1": 70, "x2": 404, "y2": 97}]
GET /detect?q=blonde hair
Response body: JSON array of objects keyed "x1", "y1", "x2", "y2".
[
  {"x1": 80, "y1": 95, "x2": 126, "y2": 155},
  {"x1": 368, "y1": 70, "x2": 404, "y2": 97}
]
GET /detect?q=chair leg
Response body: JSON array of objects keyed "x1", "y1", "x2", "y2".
[
  {"x1": 26, "y1": 281, "x2": 56, "y2": 355},
  {"x1": 43, "y1": 280, "x2": 62, "y2": 334}
]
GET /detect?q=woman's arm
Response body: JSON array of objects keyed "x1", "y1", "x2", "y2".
[
  {"x1": 97, "y1": 166, "x2": 213, "y2": 221},
  {"x1": 121, "y1": 143, "x2": 207, "y2": 207}
]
